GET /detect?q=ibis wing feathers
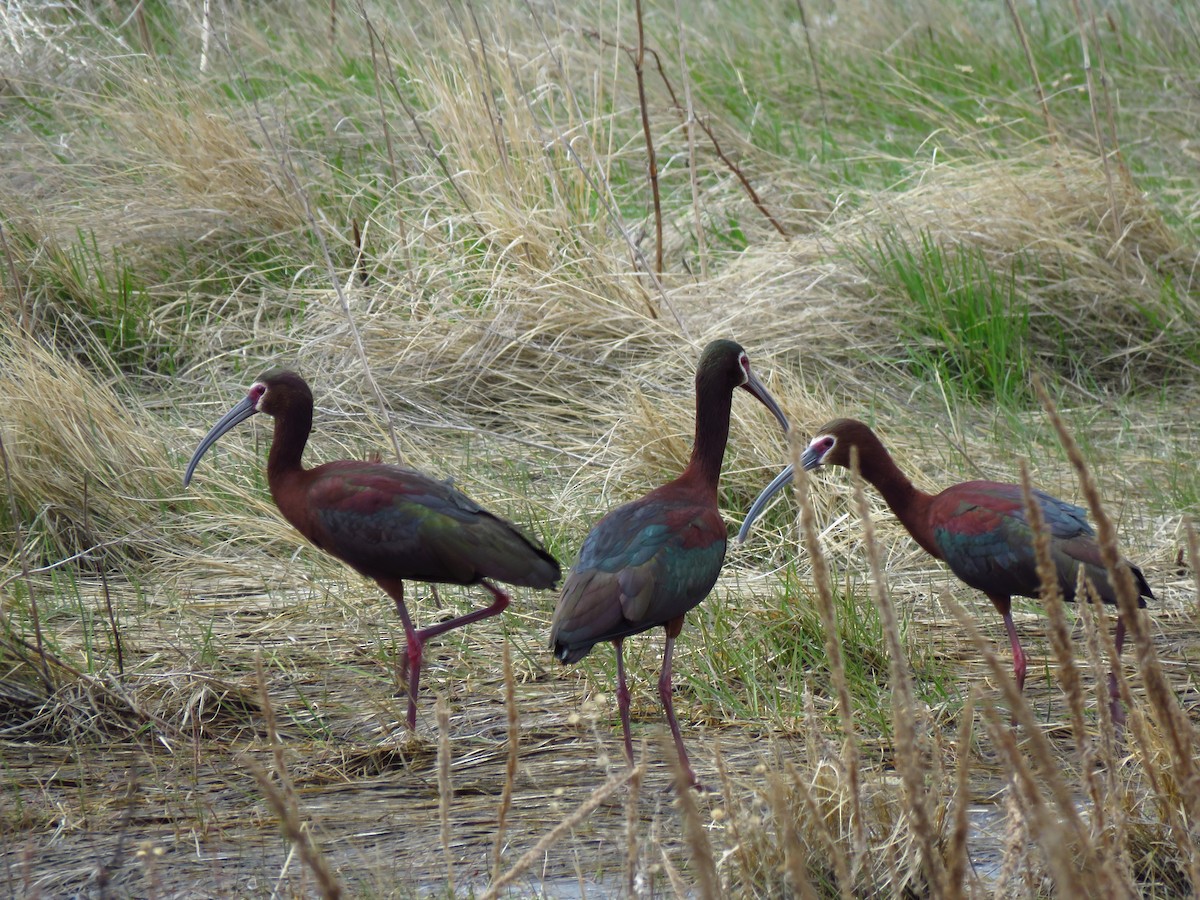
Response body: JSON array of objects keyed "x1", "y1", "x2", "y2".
[
  {"x1": 550, "y1": 496, "x2": 726, "y2": 663},
  {"x1": 302, "y1": 462, "x2": 559, "y2": 589},
  {"x1": 929, "y1": 481, "x2": 1149, "y2": 606}
]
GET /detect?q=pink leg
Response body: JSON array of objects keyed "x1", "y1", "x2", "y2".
[
  {"x1": 380, "y1": 579, "x2": 423, "y2": 729},
  {"x1": 614, "y1": 638, "x2": 634, "y2": 765},
  {"x1": 416, "y1": 580, "x2": 511, "y2": 641},
  {"x1": 990, "y1": 595, "x2": 1027, "y2": 693},
  {"x1": 378, "y1": 578, "x2": 511, "y2": 729},
  {"x1": 659, "y1": 618, "x2": 699, "y2": 790}
]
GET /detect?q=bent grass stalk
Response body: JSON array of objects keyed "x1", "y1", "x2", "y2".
[
  {"x1": 437, "y1": 695, "x2": 455, "y2": 894},
  {"x1": 790, "y1": 437, "x2": 865, "y2": 884},
  {"x1": 847, "y1": 448, "x2": 944, "y2": 893},
  {"x1": 251, "y1": 651, "x2": 342, "y2": 900},
  {"x1": 492, "y1": 639, "x2": 519, "y2": 880}
]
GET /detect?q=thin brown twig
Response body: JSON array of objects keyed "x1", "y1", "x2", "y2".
[
  {"x1": 362, "y1": 11, "x2": 400, "y2": 189},
  {"x1": 1081, "y1": 0, "x2": 1130, "y2": 182},
  {"x1": 633, "y1": 0, "x2": 664, "y2": 275},
  {"x1": 583, "y1": 29, "x2": 789, "y2": 239},
  {"x1": 1069, "y1": 0, "x2": 1124, "y2": 258},
  {"x1": 518, "y1": 4, "x2": 681, "y2": 328},
  {"x1": 1005, "y1": 0, "x2": 1059, "y2": 147},
  {"x1": 794, "y1": 0, "x2": 829, "y2": 132},
  {"x1": 132, "y1": 0, "x2": 153, "y2": 57}
]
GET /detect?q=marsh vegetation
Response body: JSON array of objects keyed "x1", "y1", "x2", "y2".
[{"x1": 1, "y1": 0, "x2": 1199, "y2": 896}]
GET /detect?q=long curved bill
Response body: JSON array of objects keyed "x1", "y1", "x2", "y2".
[
  {"x1": 737, "y1": 463, "x2": 795, "y2": 544},
  {"x1": 183, "y1": 396, "x2": 258, "y2": 486},
  {"x1": 742, "y1": 370, "x2": 790, "y2": 434},
  {"x1": 738, "y1": 436, "x2": 829, "y2": 542}
]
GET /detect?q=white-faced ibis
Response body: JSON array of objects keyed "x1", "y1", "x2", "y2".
[
  {"x1": 550, "y1": 340, "x2": 789, "y2": 787},
  {"x1": 184, "y1": 371, "x2": 561, "y2": 729},
  {"x1": 738, "y1": 418, "x2": 1153, "y2": 723}
]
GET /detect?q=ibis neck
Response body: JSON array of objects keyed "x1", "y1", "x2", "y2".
[
  {"x1": 686, "y1": 382, "x2": 734, "y2": 491},
  {"x1": 855, "y1": 438, "x2": 941, "y2": 559},
  {"x1": 267, "y1": 407, "x2": 311, "y2": 483}
]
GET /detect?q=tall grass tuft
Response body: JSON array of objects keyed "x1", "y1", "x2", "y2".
[{"x1": 858, "y1": 228, "x2": 1032, "y2": 407}]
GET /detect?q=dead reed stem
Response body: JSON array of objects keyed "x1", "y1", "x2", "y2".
[
  {"x1": 1077, "y1": 591, "x2": 1133, "y2": 885},
  {"x1": 944, "y1": 593, "x2": 1116, "y2": 893},
  {"x1": 980, "y1": 705, "x2": 1089, "y2": 896},
  {"x1": 848, "y1": 450, "x2": 944, "y2": 893},
  {"x1": 491, "y1": 640, "x2": 519, "y2": 881},
  {"x1": 437, "y1": 694, "x2": 455, "y2": 894},
  {"x1": 624, "y1": 744, "x2": 644, "y2": 896},
  {"x1": 1069, "y1": 0, "x2": 1124, "y2": 255},
  {"x1": 482, "y1": 767, "x2": 639, "y2": 900},
  {"x1": 793, "y1": 0, "x2": 829, "y2": 131},
  {"x1": 943, "y1": 690, "x2": 977, "y2": 899},
  {"x1": 1017, "y1": 462, "x2": 1089, "y2": 742},
  {"x1": 1035, "y1": 382, "x2": 1200, "y2": 813},
  {"x1": 791, "y1": 440, "x2": 865, "y2": 880},
  {"x1": 250, "y1": 652, "x2": 342, "y2": 900},
  {"x1": 1021, "y1": 463, "x2": 1134, "y2": 885},
  {"x1": 672, "y1": 740, "x2": 721, "y2": 899},
  {"x1": 766, "y1": 769, "x2": 819, "y2": 900},
  {"x1": 1077, "y1": 585, "x2": 1117, "y2": 749},
  {"x1": 1005, "y1": 0, "x2": 1059, "y2": 147}
]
